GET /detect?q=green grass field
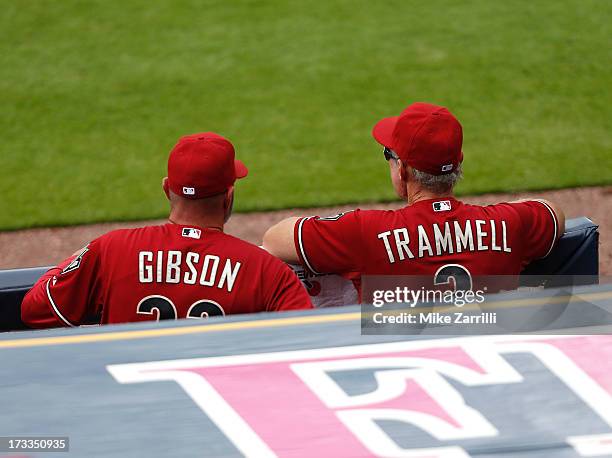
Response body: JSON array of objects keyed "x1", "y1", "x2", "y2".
[{"x1": 1, "y1": 0, "x2": 610, "y2": 230}]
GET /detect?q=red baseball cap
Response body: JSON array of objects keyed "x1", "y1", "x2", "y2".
[
  {"x1": 372, "y1": 102, "x2": 463, "y2": 175},
  {"x1": 167, "y1": 132, "x2": 248, "y2": 199}
]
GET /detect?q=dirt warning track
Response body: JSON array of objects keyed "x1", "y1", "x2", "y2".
[{"x1": 1, "y1": 186, "x2": 610, "y2": 275}]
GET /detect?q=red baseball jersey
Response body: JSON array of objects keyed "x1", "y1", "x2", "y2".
[
  {"x1": 22, "y1": 223, "x2": 313, "y2": 328},
  {"x1": 294, "y1": 198, "x2": 559, "y2": 292}
]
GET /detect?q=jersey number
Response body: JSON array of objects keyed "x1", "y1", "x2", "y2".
[
  {"x1": 434, "y1": 264, "x2": 473, "y2": 291},
  {"x1": 136, "y1": 295, "x2": 225, "y2": 321}
]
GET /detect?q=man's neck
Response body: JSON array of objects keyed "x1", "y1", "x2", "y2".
[
  {"x1": 167, "y1": 211, "x2": 225, "y2": 232},
  {"x1": 406, "y1": 186, "x2": 453, "y2": 206}
]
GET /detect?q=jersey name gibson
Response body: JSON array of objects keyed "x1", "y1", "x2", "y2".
[
  {"x1": 138, "y1": 250, "x2": 241, "y2": 291},
  {"x1": 21, "y1": 223, "x2": 313, "y2": 328},
  {"x1": 377, "y1": 219, "x2": 511, "y2": 264}
]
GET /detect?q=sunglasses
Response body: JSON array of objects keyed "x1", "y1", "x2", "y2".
[{"x1": 383, "y1": 147, "x2": 400, "y2": 161}]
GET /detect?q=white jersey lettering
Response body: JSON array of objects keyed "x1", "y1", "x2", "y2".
[
  {"x1": 417, "y1": 225, "x2": 434, "y2": 258},
  {"x1": 393, "y1": 228, "x2": 414, "y2": 261},
  {"x1": 377, "y1": 231, "x2": 395, "y2": 264},
  {"x1": 475, "y1": 220, "x2": 488, "y2": 251},
  {"x1": 138, "y1": 251, "x2": 241, "y2": 292},
  {"x1": 139, "y1": 251, "x2": 153, "y2": 283},
  {"x1": 377, "y1": 220, "x2": 512, "y2": 263},
  {"x1": 433, "y1": 222, "x2": 454, "y2": 256}
]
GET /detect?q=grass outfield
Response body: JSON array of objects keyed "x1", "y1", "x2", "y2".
[{"x1": 0, "y1": 1, "x2": 610, "y2": 230}]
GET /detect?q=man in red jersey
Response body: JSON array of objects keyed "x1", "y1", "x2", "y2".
[
  {"x1": 22, "y1": 133, "x2": 312, "y2": 328},
  {"x1": 263, "y1": 102, "x2": 565, "y2": 296}
]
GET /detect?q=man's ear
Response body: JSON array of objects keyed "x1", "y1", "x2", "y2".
[
  {"x1": 224, "y1": 186, "x2": 235, "y2": 210},
  {"x1": 223, "y1": 186, "x2": 235, "y2": 224},
  {"x1": 162, "y1": 177, "x2": 170, "y2": 199},
  {"x1": 398, "y1": 159, "x2": 408, "y2": 182}
]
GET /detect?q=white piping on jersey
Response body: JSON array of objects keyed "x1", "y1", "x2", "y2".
[
  {"x1": 297, "y1": 217, "x2": 322, "y2": 275},
  {"x1": 531, "y1": 199, "x2": 558, "y2": 258},
  {"x1": 45, "y1": 278, "x2": 76, "y2": 327}
]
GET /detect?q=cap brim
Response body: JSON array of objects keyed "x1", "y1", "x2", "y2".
[
  {"x1": 234, "y1": 159, "x2": 248, "y2": 179},
  {"x1": 372, "y1": 116, "x2": 398, "y2": 148}
]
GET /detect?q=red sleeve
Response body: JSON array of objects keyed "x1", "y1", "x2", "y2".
[
  {"x1": 505, "y1": 200, "x2": 559, "y2": 262},
  {"x1": 21, "y1": 239, "x2": 104, "y2": 328},
  {"x1": 293, "y1": 210, "x2": 362, "y2": 275},
  {"x1": 264, "y1": 261, "x2": 314, "y2": 311}
]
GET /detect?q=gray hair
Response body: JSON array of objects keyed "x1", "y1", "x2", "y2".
[{"x1": 411, "y1": 166, "x2": 463, "y2": 194}]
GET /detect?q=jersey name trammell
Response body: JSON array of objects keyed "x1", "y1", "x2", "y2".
[
  {"x1": 293, "y1": 197, "x2": 558, "y2": 282},
  {"x1": 138, "y1": 250, "x2": 241, "y2": 291},
  {"x1": 377, "y1": 219, "x2": 511, "y2": 263}
]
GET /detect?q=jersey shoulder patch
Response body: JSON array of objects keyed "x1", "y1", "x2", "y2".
[
  {"x1": 61, "y1": 246, "x2": 90, "y2": 275},
  {"x1": 316, "y1": 210, "x2": 354, "y2": 222}
]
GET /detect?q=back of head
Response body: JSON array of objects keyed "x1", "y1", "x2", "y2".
[
  {"x1": 372, "y1": 102, "x2": 464, "y2": 196},
  {"x1": 167, "y1": 132, "x2": 248, "y2": 199},
  {"x1": 409, "y1": 165, "x2": 463, "y2": 195},
  {"x1": 165, "y1": 132, "x2": 248, "y2": 224}
]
